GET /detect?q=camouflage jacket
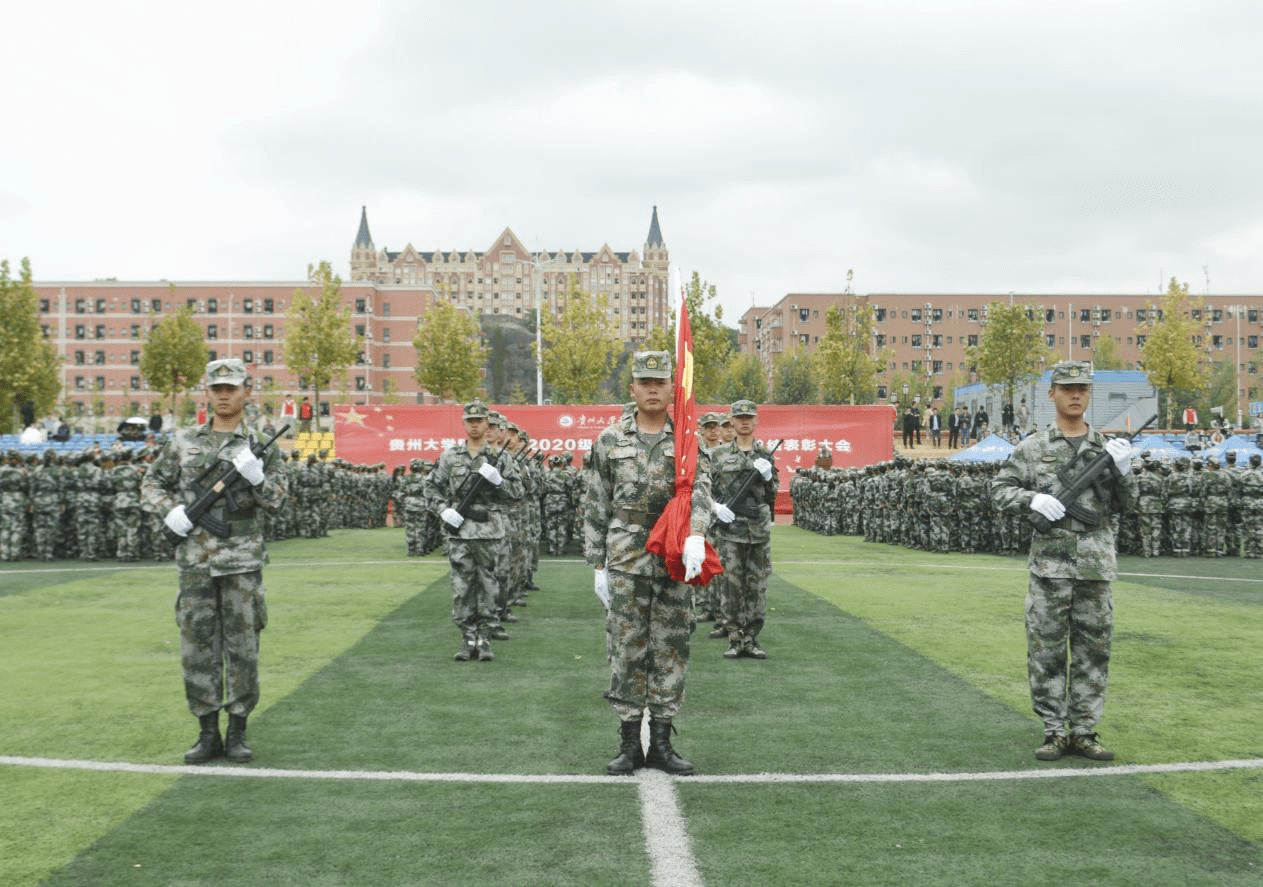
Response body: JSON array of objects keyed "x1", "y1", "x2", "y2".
[
  {"x1": 582, "y1": 411, "x2": 713, "y2": 574},
  {"x1": 140, "y1": 419, "x2": 287, "y2": 576},
  {"x1": 991, "y1": 424, "x2": 1138, "y2": 581},
  {"x1": 424, "y1": 442, "x2": 523, "y2": 540},
  {"x1": 708, "y1": 440, "x2": 778, "y2": 543}
]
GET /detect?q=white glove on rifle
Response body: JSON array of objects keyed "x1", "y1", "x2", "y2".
[
  {"x1": 232, "y1": 448, "x2": 266, "y2": 486},
  {"x1": 477, "y1": 462, "x2": 503, "y2": 486},
  {"x1": 682, "y1": 535, "x2": 706, "y2": 581},
  {"x1": 164, "y1": 505, "x2": 193, "y2": 537},
  {"x1": 593, "y1": 569, "x2": 610, "y2": 608},
  {"x1": 1105, "y1": 437, "x2": 1133, "y2": 475},
  {"x1": 714, "y1": 503, "x2": 736, "y2": 524},
  {"x1": 1030, "y1": 493, "x2": 1065, "y2": 522},
  {"x1": 752, "y1": 457, "x2": 773, "y2": 481},
  {"x1": 440, "y1": 507, "x2": 465, "y2": 529}
]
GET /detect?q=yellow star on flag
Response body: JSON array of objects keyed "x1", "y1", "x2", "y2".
[
  {"x1": 681, "y1": 346, "x2": 694, "y2": 403},
  {"x1": 343, "y1": 407, "x2": 367, "y2": 426}
]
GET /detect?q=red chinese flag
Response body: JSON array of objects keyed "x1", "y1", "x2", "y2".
[{"x1": 645, "y1": 294, "x2": 723, "y2": 585}]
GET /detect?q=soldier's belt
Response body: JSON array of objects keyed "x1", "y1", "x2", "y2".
[
  {"x1": 1050, "y1": 516, "x2": 1100, "y2": 533},
  {"x1": 614, "y1": 507, "x2": 663, "y2": 526}
]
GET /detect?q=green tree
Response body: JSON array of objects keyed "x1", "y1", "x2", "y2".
[
  {"x1": 139, "y1": 296, "x2": 208, "y2": 418},
  {"x1": 1138, "y1": 278, "x2": 1207, "y2": 429},
  {"x1": 412, "y1": 297, "x2": 486, "y2": 402},
  {"x1": 771, "y1": 346, "x2": 817, "y2": 404},
  {"x1": 283, "y1": 262, "x2": 362, "y2": 432},
  {"x1": 643, "y1": 271, "x2": 733, "y2": 404},
  {"x1": 888, "y1": 369, "x2": 936, "y2": 414},
  {"x1": 965, "y1": 301, "x2": 1049, "y2": 417},
  {"x1": 1091, "y1": 334, "x2": 1125, "y2": 370},
  {"x1": 717, "y1": 352, "x2": 770, "y2": 405},
  {"x1": 507, "y1": 383, "x2": 529, "y2": 405},
  {"x1": 814, "y1": 302, "x2": 886, "y2": 404},
  {"x1": 535, "y1": 277, "x2": 621, "y2": 404},
  {"x1": 0, "y1": 258, "x2": 62, "y2": 433}
]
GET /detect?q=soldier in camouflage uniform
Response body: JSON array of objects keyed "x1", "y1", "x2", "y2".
[
  {"x1": 30, "y1": 449, "x2": 62, "y2": 561},
  {"x1": 992, "y1": 361, "x2": 1137, "y2": 763},
  {"x1": 1136, "y1": 457, "x2": 1167, "y2": 557},
  {"x1": 0, "y1": 449, "x2": 27, "y2": 560},
  {"x1": 543, "y1": 455, "x2": 572, "y2": 556},
  {"x1": 400, "y1": 459, "x2": 429, "y2": 556},
  {"x1": 112, "y1": 448, "x2": 144, "y2": 561},
  {"x1": 585, "y1": 351, "x2": 713, "y2": 776},
  {"x1": 1166, "y1": 457, "x2": 1196, "y2": 558},
  {"x1": 1240, "y1": 453, "x2": 1263, "y2": 558},
  {"x1": 1222, "y1": 451, "x2": 1242, "y2": 557},
  {"x1": 426, "y1": 400, "x2": 523, "y2": 662},
  {"x1": 709, "y1": 400, "x2": 778, "y2": 660},
  {"x1": 141, "y1": 358, "x2": 287, "y2": 765},
  {"x1": 1200, "y1": 457, "x2": 1230, "y2": 557}
]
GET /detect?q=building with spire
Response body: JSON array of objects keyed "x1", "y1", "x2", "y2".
[{"x1": 349, "y1": 205, "x2": 672, "y2": 342}]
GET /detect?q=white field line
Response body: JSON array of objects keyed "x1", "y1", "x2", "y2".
[
  {"x1": 3, "y1": 755, "x2": 1261, "y2": 784},
  {"x1": 637, "y1": 769, "x2": 704, "y2": 887}
]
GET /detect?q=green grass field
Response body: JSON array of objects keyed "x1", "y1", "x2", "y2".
[{"x1": 2, "y1": 527, "x2": 1261, "y2": 886}]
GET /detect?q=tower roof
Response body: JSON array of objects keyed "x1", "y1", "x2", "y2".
[
  {"x1": 354, "y1": 205, "x2": 374, "y2": 248},
  {"x1": 645, "y1": 205, "x2": 665, "y2": 248}
]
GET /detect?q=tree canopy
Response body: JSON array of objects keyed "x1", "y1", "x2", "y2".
[
  {"x1": 965, "y1": 301, "x2": 1049, "y2": 410},
  {"x1": 814, "y1": 302, "x2": 885, "y2": 404},
  {"x1": 412, "y1": 297, "x2": 486, "y2": 402},
  {"x1": 716, "y1": 352, "x2": 770, "y2": 405},
  {"x1": 771, "y1": 346, "x2": 817, "y2": 404},
  {"x1": 139, "y1": 296, "x2": 208, "y2": 416},
  {"x1": 1138, "y1": 278, "x2": 1208, "y2": 428},
  {"x1": 535, "y1": 276, "x2": 621, "y2": 404},
  {"x1": 283, "y1": 262, "x2": 362, "y2": 432},
  {"x1": 0, "y1": 258, "x2": 62, "y2": 433},
  {"x1": 643, "y1": 271, "x2": 733, "y2": 404}
]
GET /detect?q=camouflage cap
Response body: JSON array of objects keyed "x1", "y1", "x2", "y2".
[
  {"x1": 631, "y1": 350, "x2": 671, "y2": 380},
  {"x1": 730, "y1": 400, "x2": 758, "y2": 417},
  {"x1": 463, "y1": 400, "x2": 490, "y2": 419},
  {"x1": 206, "y1": 357, "x2": 248, "y2": 387},
  {"x1": 719, "y1": 413, "x2": 733, "y2": 426},
  {"x1": 487, "y1": 411, "x2": 505, "y2": 428},
  {"x1": 1049, "y1": 360, "x2": 1093, "y2": 386},
  {"x1": 699, "y1": 412, "x2": 721, "y2": 426}
]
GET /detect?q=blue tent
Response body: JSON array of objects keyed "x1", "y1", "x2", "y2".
[
  {"x1": 1201, "y1": 434, "x2": 1263, "y2": 464},
  {"x1": 949, "y1": 433, "x2": 1015, "y2": 462},
  {"x1": 1133, "y1": 437, "x2": 1185, "y2": 461}
]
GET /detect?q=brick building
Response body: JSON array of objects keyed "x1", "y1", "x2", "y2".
[
  {"x1": 741, "y1": 292, "x2": 1263, "y2": 414},
  {"x1": 348, "y1": 204, "x2": 671, "y2": 342}
]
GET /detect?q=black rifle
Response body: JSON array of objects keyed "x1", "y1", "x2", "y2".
[
  {"x1": 1030, "y1": 415, "x2": 1157, "y2": 534},
  {"x1": 445, "y1": 442, "x2": 511, "y2": 531},
  {"x1": 166, "y1": 424, "x2": 289, "y2": 544},
  {"x1": 726, "y1": 439, "x2": 784, "y2": 520}
]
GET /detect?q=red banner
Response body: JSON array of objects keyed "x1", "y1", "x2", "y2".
[{"x1": 332, "y1": 403, "x2": 895, "y2": 512}]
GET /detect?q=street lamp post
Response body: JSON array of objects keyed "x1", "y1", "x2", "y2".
[{"x1": 530, "y1": 254, "x2": 567, "y2": 405}]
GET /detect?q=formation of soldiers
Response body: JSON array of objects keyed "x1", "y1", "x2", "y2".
[
  {"x1": 791, "y1": 450, "x2": 1263, "y2": 558},
  {"x1": 0, "y1": 444, "x2": 402, "y2": 562}
]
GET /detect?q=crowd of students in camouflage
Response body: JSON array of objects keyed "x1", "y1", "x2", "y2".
[
  {"x1": 789, "y1": 449, "x2": 1263, "y2": 558},
  {"x1": 0, "y1": 443, "x2": 403, "y2": 562}
]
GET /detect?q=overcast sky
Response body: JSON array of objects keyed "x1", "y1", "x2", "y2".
[{"x1": 5, "y1": 1, "x2": 1262, "y2": 323}]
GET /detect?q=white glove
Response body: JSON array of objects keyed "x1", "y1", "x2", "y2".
[
  {"x1": 593, "y1": 569, "x2": 610, "y2": 608},
  {"x1": 232, "y1": 448, "x2": 266, "y2": 486},
  {"x1": 440, "y1": 507, "x2": 465, "y2": 529},
  {"x1": 163, "y1": 505, "x2": 193, "y2": 537},
  {"x1": 682, "y1": 535, "x2": 706, "y2": 581},
  {"x1": 752, "y1": 457, "x2": 773, "y2": 481},
  {"x1": 1030, "y1": 493, "x2": 1065, "y2": 522},
  {"x1": 477, "y1": 462, "x2": 503, "y2": 486},
  {"x1": 714, "y1": 503, "x2": 736, "y2": 524},
  {"x1": 1105, "y1": 437, "x2": 1132, "y2": 474}
]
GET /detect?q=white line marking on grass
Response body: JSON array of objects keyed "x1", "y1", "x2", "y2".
[
  {"x1": 4, "y1": 755, "x2": 1261, "y2": 784},
  {"x1": 637, "y1": 769, "x2": 704, "y2": 887},
  {"x1": 774, "y1": 560, "x2": 1263, "y2": 584}
]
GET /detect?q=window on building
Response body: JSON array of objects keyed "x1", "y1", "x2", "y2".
[
  {"x1": 1191, "y1": 308, "x2": 1202, "y2": 321},
  {"x1": 207, "y1": 298, "x2": 218, "y2": 314},
  {"x1": 1136, "y1": 334, "x2": 1147, "y2": 347},
  {"x1": 242, "y1": 349, "x2": 253, "y2": 363},
  {"x1": 355, "y1": 324, "x2": 366, "y2": 337},
  {"x1": 382, "y1": 354, "x2": 391, "y2": 369},
  {"x1": 244, "y1": 325, "x2": 253, "y2": 339},
  {"x1": 1249, "y1": 309, "x2": 1259, "y2": 323},
  {"x1": 967, "y1": 308, "x2": 978, "y2": 322},
  {"x1": 263, "y1": 299, "x2": 274, "y2": 313},
  {"x1": 263, "y1": 324, "x2": 273, "y2": 338},
  {"x1": 75, "y1": 324, "x2": 86, "y2": 340},
  {"x1": 382, "y1": 328, "x2": 391, "y2": 343},
  {"x1": 95, "y1": 325, "x2": 105, "y2": 339},
  {"x1": 1045, "y1": 308, "x2": 1055, "y2": 322},
  {"x1": 39, "y1": 298, "x2": 50, "y2": 313},
  {"x1": 207, "y1": 324, "x2": 217, "y2": 339},
  {"x1": 932, "y1": 309, "x2": 943, "y2": 322},
  {"x1": 1080, "y1": 309, "x2": 1091, "y2": 322},
  {"x1": 355, "y1": 376, "x2": 366, "y2": 391},
  {"x1": 911, "y1": 309, "x2": 922, "y2": 322},
  {"x1": 383, "y1": 303, "x2": 390, "y2": 317},
  {"x1": 131, "y1": 298, "x2": 141, "y2": 313},
  {"x1": 355, "y1": 299, "x2": 366, "y2": 313},
  {"x1": 188, "y1": 299, "x2": 198, "y2": 311},
  {"x1": 95, "y1": 350, "x2": 105, "y2": 365},
  {"x1": 263, "y1": 350, "x2": 273, "y2": 365},
  {"x1": 130, "y1": 350, "x2": 140, "y2": 365},
  {"x1": 74, "y1": 350, "x2": 85, "y2": 365},
  {"x1": 1080, "y1": 335, "x2": 1091, "y2": 349},
  {"x1": 1046, "y1": 335, "x2": 1056, "y2": 347},
  {"x1": 931, "y1": 360, "x2": 943, "y2": 374},
  {"x1": 243, "y1": 298, "x2": 253, "y2": 313},
  {"x1": 911, "y1": 334, "x2": 922, "y2": 347},
  {"x1": 874, "y1": 334, "x2": 886, "y2": 348},
  {"x1": 875, "y1": 308, "x2": 886, "y2": 322},
  {"x1": 130, "y1": 376, "x2": 141, "y2": 391},
  {"x1": 75, "y1": 376, "x2": 85, "y2": 391},
  {"x1": 207, "y1": 349, "x2": 217, "y2": 361},
  {"x1": 798, "y1": 308, "x2": 809, "y2": 322},
  {"x1": 131, "y1": 324, "x2": 141, "y2": 339},
  {"x1": 1212, "y1": 309, "x2": 1223, "y2": 323},
  {"x1": 151, "y1": 299, "x2": 162, "y2": 313},
  {"x1": 1249, "y1": 335, "x2": 1259, "y2": 349},
  {"x1": 1101, "y1": 309, "x2": 1112, "y2": 322},
  {"x1": 96, "y1": 376, "x2": 105, "y2": 391},
  {"x1": 931, "y1": 334, "x2": 942, "y2": 347},
  {"x1": 75, "y1": 298, "x2": 86, "y2": 313},
  {"x1": 95, "y1": 299, "x2": 105, "y2": 313},
  {"x1": 967, "y1": 334, "x2": 978, "y2": 347},
  {"x1": 1213, "y1": 335, "x2": 1224, "y2": 349},
  {"x1": 1136, "y1": 308, "x2": 1147, "y2": 322}
]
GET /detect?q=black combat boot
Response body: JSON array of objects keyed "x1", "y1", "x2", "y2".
[
  {"x1": 645, "y1": 718, "x2": 694, "y2": 775},
  {"x1": 606, "y1": 717, "x2": 645, "y2": 775},
  {"x1": 184, "y1": 712, "x2": 223, "y2": 764},
  {"x1": 224, "y1": 713, "x2": 253, "y2": 763}
]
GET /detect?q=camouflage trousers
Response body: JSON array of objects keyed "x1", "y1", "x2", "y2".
[
  {"x1": 1168, "y1": 513, "x2": 1193, "y2": 557},
  {"x1": 114, "y1": 505, "x2": 142, "y2": 561},
  {"x1": 445, "y1": 537, "x2": 500, "y2": 639},
  {"x1": 605, "y1": 563, "x2": 696, "y2": 721},
  {"x1": 0, "y1": 495, "x2": 24, "y2": 560},
  {"x1": 716, "y1": 536, "x2": 771, "y2": 641},
  {"x1": 176, "y1": 570, "x2": 266, "y2": 718},
  {"x1": 1242, "y1": 511, "x2": 1263, "y2": 558},
  {"x1": 1025, "y1": 574, "x2": 1112, "y2": 737},
  {"x1": 1138, "y1": 512, "x2": 1164, "y2": 557}
]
